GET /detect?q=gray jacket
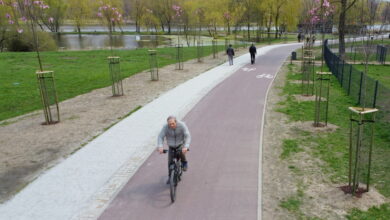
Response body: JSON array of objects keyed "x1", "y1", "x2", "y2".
[{"x1": 157, "y1": 121, "x2": 191, "y2": 148}]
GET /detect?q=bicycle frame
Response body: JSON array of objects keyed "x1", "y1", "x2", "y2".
[{"x1": 163, "y1": 148, "x2": 184, "y2": 202}]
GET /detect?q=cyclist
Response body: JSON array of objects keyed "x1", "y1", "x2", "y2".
[{"x1": 157, "y1": 116, "x2": 191, "y2": 182}]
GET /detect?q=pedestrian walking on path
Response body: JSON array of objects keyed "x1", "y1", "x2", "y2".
[
  {"x1": 226, "y1": 44, "x2": 235, "y2": 65},
  {"x1": 158, "y1": 116, "x2": 191, "y2": 180},
  {"x1": 249, "y1": 44, "x2": 257, "y2": 64}
]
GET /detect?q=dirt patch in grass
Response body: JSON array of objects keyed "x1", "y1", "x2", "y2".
[
  {"x1": 290, "y1": 121, "x2": 338, "y2": 133},
  {"x1": 0, "y1": 49, "x2": 248, "y2": 203}
]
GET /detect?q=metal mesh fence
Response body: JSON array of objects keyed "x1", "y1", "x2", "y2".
[
  {"x1": 376, "y1": 45, "x2": 387, "y2": 64},
  {"x1": 324, "y1": 39, "x2": 390, "y2": 125}
]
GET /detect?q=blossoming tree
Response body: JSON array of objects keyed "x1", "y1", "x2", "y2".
[
  {"x1": 1, "y1": 0, "x2": 60, "y2": 124},
  {"x1": 309, "y1": 0, "x2": 334, "y2": 70},
  {"x1": 97, "y1": 3, "x2": 124, "y2": 96},
  {"x1": 97, "y1": 3, "x2": 122, "y2": 53}
]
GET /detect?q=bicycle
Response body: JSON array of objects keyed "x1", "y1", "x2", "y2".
[{"x1": 163, "y1": 148, "x2": 188, "y2": 203}]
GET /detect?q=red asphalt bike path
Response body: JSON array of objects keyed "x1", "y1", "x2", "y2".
[{"x1": 99, "y1": 44, "x2": 300, "y2": 220}]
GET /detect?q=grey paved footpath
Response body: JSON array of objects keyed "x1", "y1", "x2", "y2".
[{"x1": 99, "y1": 44, "x2": 300, "y2": 220}]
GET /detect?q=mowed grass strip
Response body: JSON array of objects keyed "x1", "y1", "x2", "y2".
[{"x1": 0, "y1": 45, "x2": 224, "y2": 121}]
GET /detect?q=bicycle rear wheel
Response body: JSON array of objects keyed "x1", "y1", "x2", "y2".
[{"x1": 169, "y1": 173, "x2": 176, "y2": 202}]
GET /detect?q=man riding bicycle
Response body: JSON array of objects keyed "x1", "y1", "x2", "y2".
[{"x1": 157, "y1": 116, "x2": 191, "y2": 182}]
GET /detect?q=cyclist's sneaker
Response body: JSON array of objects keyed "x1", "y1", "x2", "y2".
[{"x1": 182, "y1": 161, "x2": 188, "y2": 171}]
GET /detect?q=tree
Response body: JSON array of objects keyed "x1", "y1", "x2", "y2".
[
  {"x1": 0, "y1": 0, "x2": 14, "y2": 51},
  {"x1": 337, "y1": 0, "x2": 358, "y2": 60},
  {"x1": 154, "y1": 0, "x2": 174, "y2": 34},
  {"x1": 203, "y1": 0, "x2": 224, "y2": 37},
  {"x1": 379, "y1": 2, "x2": 390, "y2": 32},
  {"x1": 97, "y1": 2, "x2": 123, "y2": 53},
  {"x1": 5, "y1": 0, "x2": 52, "y2": 70},
  {"x1": 128, "y1": 0, "x2": 144, "y2": 33},
  {"x1": 40, "y1": 0, "x2": 67, "y2": 33},
  {"x1": 67, "y1": 0, "x2": 90, "y2": 36}
]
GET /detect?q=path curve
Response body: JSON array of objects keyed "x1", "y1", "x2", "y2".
[{"x1": 99, "y1": 44, "x2": 300, "y2": 220}]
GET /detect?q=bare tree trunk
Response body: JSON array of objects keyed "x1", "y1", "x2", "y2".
[
  {"x1": 247, "y1": 22, "x2": 250, "y2": 40},
  {"x1": 338, "y1": 0, "x2": 347, "y2": 60}
]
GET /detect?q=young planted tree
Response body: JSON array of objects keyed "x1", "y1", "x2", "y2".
[
  {"x1": 309, "y1": 0, "x2": 334, "y2": 70},
  {"x1": 2, "y1": 0, "x2": 60, "y2": 124},
  {"x1": 97, "y1": 2, "x2": 124, "y2": 96},
  {"x1": 361, "y1": 0, "x2": 380, "y2": 107},
  {"x1": 6, "y1": 0, "x2": 52, "y2": 70}
]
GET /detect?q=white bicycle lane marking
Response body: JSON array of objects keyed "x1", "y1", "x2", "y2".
[
  {"x1": 256, "y1": 73, "x2": 274, "y2": 79},
  {"x1": 241, "y1": 67, "x2": 274, "y2": 79},
  {"x1": 242, "y1": 67, "x2": 257, "y2": 72}
]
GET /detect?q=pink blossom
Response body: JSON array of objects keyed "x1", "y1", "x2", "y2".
[
  {"x1": 0, "y1": 0, "x2": 4, "y2": 5},
  {"x1": 6, "y1": 13, "x2": 11, "y2": 19},
  {"x1": 48, "y1": 17, "x2": 54, "y2": 23},
  {"x1": 97, "y1": 12, "x2": 102, "y2": 17},
  {"x1": 21, "y1": 16, "x2": 27, "y2": 22},
  {"x1": 323, "y1": 0, "x2": 330, "y2": 8},
  {"x1": 17, "y1": 28, "x2": 24, "y2": 33},
  {"x1": 8, "y1": 20, "x2": 14, "y2": 24},
  {"x1": 224, "y1": 12, "x2": 231, "y2": 20}
]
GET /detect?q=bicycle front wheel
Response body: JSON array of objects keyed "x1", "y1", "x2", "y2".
[{"x1": 169, "y1": 173, "x2": 176, "y2": 203}]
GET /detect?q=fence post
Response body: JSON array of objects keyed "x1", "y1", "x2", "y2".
[
  {"x1": 348, "y1": 65, "x2": 353, "y2": 95},
  {"x1": 358, "y1": 71, "x2": 364, "y2": 105},
  {"x1": 341, "y1": 60, "x2": 345, "y2": 86},
  {"x1": 376, "y1": 45, "x2": 379, "y2": 61},
  {"x1": 373, "y1": 80, "x2": 379, "y2": 108}
]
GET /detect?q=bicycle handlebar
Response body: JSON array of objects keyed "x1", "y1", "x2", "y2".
[{"x1": 162, "y1": 148, "x2": 189, "y2": 154}]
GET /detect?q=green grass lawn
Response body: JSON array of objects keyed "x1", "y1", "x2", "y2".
[
  {"x1": 0, "y1": 45, "x2": 225, "y2": 121},
  {"x1": 278, "y1": 63, "x2": 390, "y2": 218},
  {"x1": 0, "y1": 36, "x2": 297, "y2": 122},
  {"x1": 352, "y1": 64, "x2": 390, "y2": 88}
]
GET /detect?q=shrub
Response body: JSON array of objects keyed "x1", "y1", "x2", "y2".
[{"x1": 6, "y1": 30, "x2": 57, "y2": 52}]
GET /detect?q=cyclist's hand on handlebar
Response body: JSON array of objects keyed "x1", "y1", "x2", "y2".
[
  {"x1": 182, "y1": 147, "x2": 188, "y2": 154},
  {"x1": 158, "y1": 147, "x2": 164, "y2": 154}
]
